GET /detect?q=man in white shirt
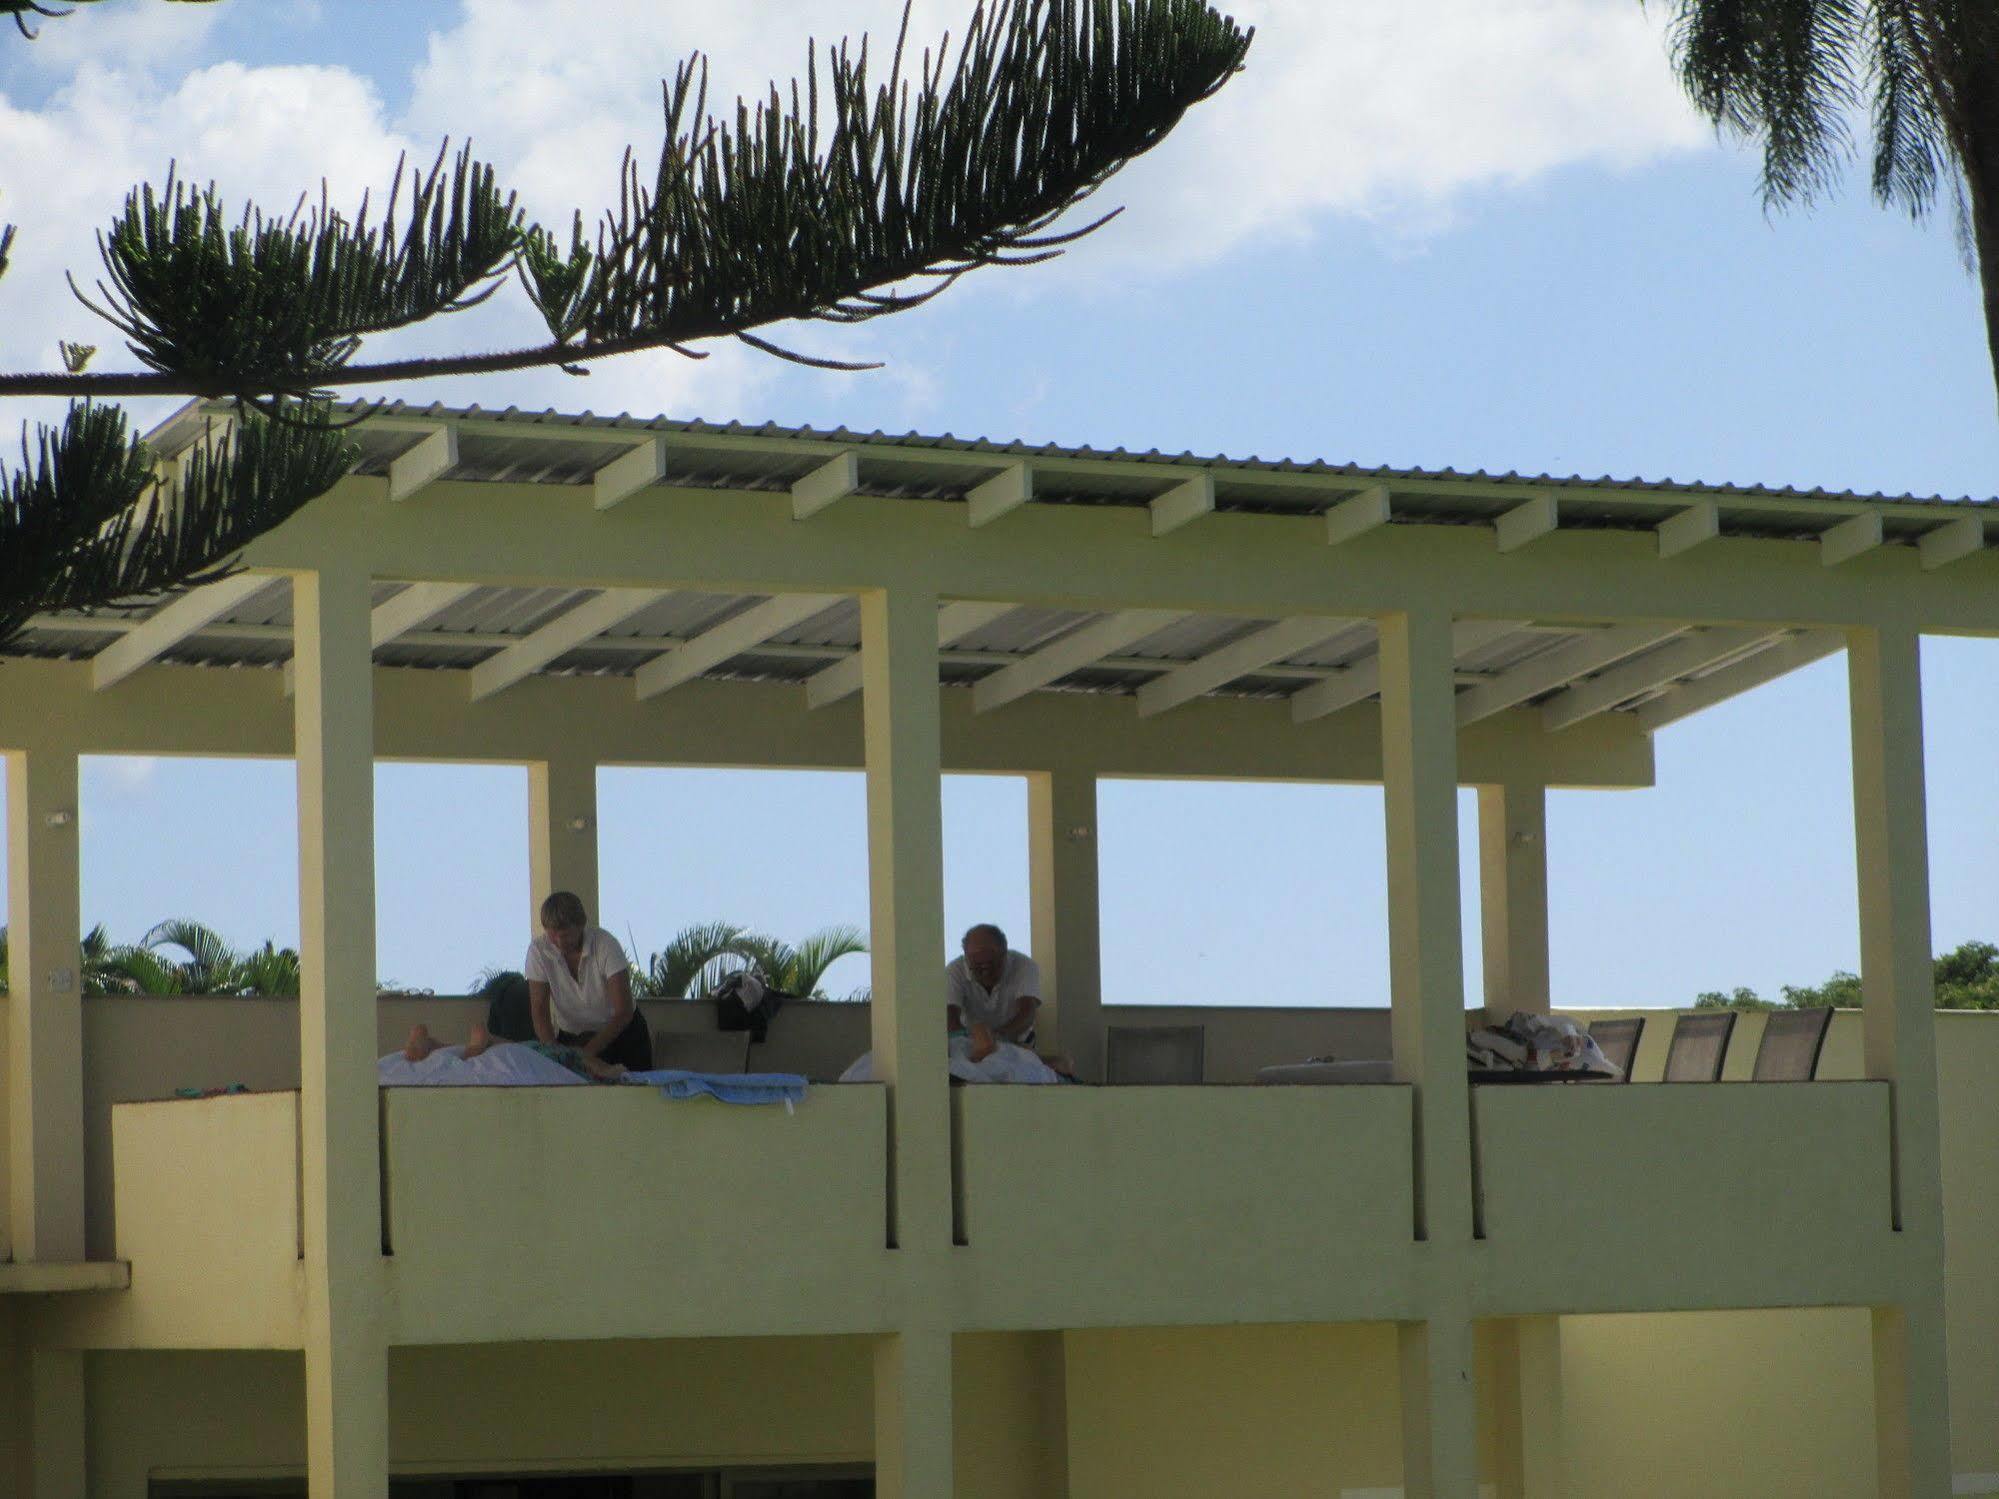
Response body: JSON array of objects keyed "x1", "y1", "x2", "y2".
[
  {"x1": 524, "y1": 890, "x2": 653, "y2": 1070},
  {"x1": 946, "y1": 922, "x2": 1042, "y2": 1047}
]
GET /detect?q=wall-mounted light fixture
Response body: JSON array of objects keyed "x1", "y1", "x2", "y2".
[
  {"x1": 566, "y1": 815, "x2": 594, "y2": 833},
  {"x1": 44, "y1": 809, "x2": 74, "y2": 828}
]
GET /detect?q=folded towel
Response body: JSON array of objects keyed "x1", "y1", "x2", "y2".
[{"x1": 625, "y1": 1069, "x2": 809, "y2": 1109}]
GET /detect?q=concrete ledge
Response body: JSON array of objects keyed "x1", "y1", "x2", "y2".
[{"x1": 0, "y1": 1260, "x2": 131, "y2": 1294}]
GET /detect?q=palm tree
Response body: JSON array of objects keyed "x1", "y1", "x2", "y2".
[
  {"x1": 1650, "y1": 1, "x2": 1999, "y2": 413},
  {"x1": 738, "y1": 926, "x2": 872, "y2": 1002}
]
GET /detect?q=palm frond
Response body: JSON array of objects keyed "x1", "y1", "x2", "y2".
[
  {"x1": 784, "y1": 925, "x2": 870, "y2": 999},
  {"x1": 646, "y1": 920, "x2": 758, "y2": 999}
]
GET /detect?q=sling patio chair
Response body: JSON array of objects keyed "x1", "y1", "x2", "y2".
[
  {"x1": 1751, "y1": 1007, "x2": 1834, "y2": 1082},
  {"x1": 1662, "y1": 1010, "x2": 1737, "y2": 1083},
  {"x1": 1587, "y1": 1016, "x2": 1646, "y2": 1082}
]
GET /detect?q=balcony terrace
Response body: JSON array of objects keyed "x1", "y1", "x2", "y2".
[{"x1": 3, "y1": 402, "x2": 1994, "y2": 1496}]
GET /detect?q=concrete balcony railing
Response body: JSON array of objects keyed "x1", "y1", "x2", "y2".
[
  {"x1": 951, "y1": 1083, "x2": 1418, "y2": 1329},
  {"x1": 1472, "y1": 1080, "x2": 1902, "y2": 1313}
]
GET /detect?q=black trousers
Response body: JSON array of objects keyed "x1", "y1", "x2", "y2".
[{"x1": 559, "y1": 1009, "x2": 653, "y2": 1070}]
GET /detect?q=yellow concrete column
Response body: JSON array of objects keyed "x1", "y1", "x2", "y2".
[
  {"x1": 860, "y1": 587, "x2": 954, "y2": 1498},
  {"x1": 1477, "y1": 783, "x2": 1550, "y2": 1016},
  {"x1": 1028, "y1": 769, "x2": 1103, "y2": 1080},
  {"x1": 5, "y1": 747, "x2": 85, "y2": 1263},
  {"x1": 1379, "y1": 609, "x2": 1479, "y2": 1499},
  {"x1": 1847, "y1": 624, "x2": 1951, "y2": 1499},
  {"x1": 527, "y1": 754, "x2": 600, "y2": 927},
  {"x1": 293, "y1": 565, "x2": 390, "y2": 1499},
  {"x1": 28, "y1": 1347, "x2": 83, "y2": 1499},
  {"x1": 1486, "y1": 1316, "x2": 1566, "y2": 1499}
]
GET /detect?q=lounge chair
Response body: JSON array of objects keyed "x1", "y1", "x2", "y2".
[
  {"x1": 1587, "y1": 1016, "x2": 1646, "y2": 1081},
  {"x1": 1751, "y1": 1007, "x2": 1833, "y2": 1082}
]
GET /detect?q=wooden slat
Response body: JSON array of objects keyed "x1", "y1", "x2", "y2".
[
  {"x1": 803, "y1": 600, "x2": 1013, "y2": 709},
  {"x1": 1137, "y1": 616, "x2": 1349, "y2": 718},
  {"x1": 634, "y1": 594, "x2": 843, "y2": 700},
  {"x1": 468, "y1": 589, "x2": 671, "y2": 702},
  {"x1": 1324, "y1": 486, "x2": 1391, "y2": 545},
  {"x1": 1454, "y1": 624, "x2": 1685, "y2": 726},
  {"x1": 371, "y1": 582, "x2": 479, "y2": 648},
  {"x1": 1919, "y1": 515, "x2": 1985, "y2": 571},
  {"x1": 92, "y1": 575, "x2": 274, "y2": 690},
  {"x1": 1657, "y1": 501, "x2": 1720, "y2": 559},
  {"x1": 972, "y1": 609, "x2": 1182, "y2": 714},
  {"x1": 593, "y1": 437, "x2": 668, "y2": 511},
  {"x1": 1539, "y1": 627, "x2": 1776, "y2": 730},
  {"x1": 1148, "y1": 473, "x2": 1215, "y2": 537},
  {"x1": 1821, "y1": 512, "x2": 1884, "y2": 567},
  {"x1": 1495, "y1": 494, "x2": 1558, "y2": 553},
  {"x1": 966, "y1": 463, "x2": 1033, "y2": 527},
  {"x1": 388, "y1": 425, "x2": 458, "y2": 502},
  {"x1": 790, "y1": 451, "x2": 860, "y2": 520},
  {"x1": 1635, "y1": 631, "x2": 1846, "y2": 731}
]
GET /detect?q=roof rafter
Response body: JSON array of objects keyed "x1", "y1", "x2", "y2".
[
  {"x1": 92, "y1": 574, "x2": 275, "y2": 690},
  {"x1": 592, "y1": 437, "x2": 668, "y2": 511},
  {"x1": 1657, "y1": 500, "x2": 1720, "y2": 559},
  {"x1": 634, "y1": 593, "x2": 843, "y2": 701},
  {"x1": 1821, "y1": 512, "x2": 1884, "y2": 567},
  {"x1": 1539, "y1": 626, "x2": 1778, "y2": 730},
  {"x1": 1453, "y1": 623, "x2": 1686, "y2": 726},
  {"x1": 469, "y1": 588, "x2": 672, "y2": 702},
  {"x1": 1149, "y1": 473, "x2": 1215, "y2": 537},
  {"x1": 1289, "y1": 619, "x2": 1522, "y2": 724},
  {"x1": 1324, "y1": 485, "x2": 1391, "y2": 545},
  {"x1": 388, "y1": 424, "x2": 458, "y2": 502},
  {"x1": 791, "y1": 451, "x2": 860, "y2": 520},
  {"x1": 1137, "y1": 615, "x2": 1353, "y2": 718},
  {"x1": 973, "y1": 608, "x2": 1182, "y2": 714},
  {"x1": 1920, "y1": 515, "x2": 1985, "y2": 571},
  {"x1": 1634, "y1": 630, "x2": 1846, "y2": 732},
  {"x1": 966, "y1": 463, "x2": 1033, "y2": 527},
  {"x1": 804, "y1": 600, "x2": 1013, "y2": 709},
  {"x1": 371, "y1": 582, "x2": 479, "y2": 648},
  {"x1": 1495, "y1": 494, "x2": 1558, "y2": 553}
]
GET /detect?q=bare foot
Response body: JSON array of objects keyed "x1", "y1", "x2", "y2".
[
  {"x1": 578, "y1": 1053, "x2": 627, "y2": 1082},
  {"x1": 462, "y1": 1022, "x2": 496, "y2": 1058},
  {"x1": 403, "y1": 1024, "x2": 439, "y2": 1063},
  {"x1": 967, "y1": 1023, "x2": 997, "y2": 1063}
]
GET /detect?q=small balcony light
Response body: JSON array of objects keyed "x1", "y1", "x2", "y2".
[
  {"x1": 566, "y1": 815, "x2": 593, "y2": 832},
  {"x1": 44, "y1": 809, "x2": 74, "y2": 828}
]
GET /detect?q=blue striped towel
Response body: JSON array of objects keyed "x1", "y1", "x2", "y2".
[{"x1": 625, "y1": 1069, "x2": 809, "y2": 1109}]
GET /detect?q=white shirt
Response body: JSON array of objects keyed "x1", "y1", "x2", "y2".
[
  {"x1": 524, "y1": 927, "x2": 630, "y2": 1034},
  {"x1": 946, "y1": 950, "x2": 1042, "y2": 1030}
]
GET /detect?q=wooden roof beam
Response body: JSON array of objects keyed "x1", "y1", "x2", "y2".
[
  {"x1": 966, "y1": 463, "x2": 1033, "y2": 527},
  {"x1": 973, "y1": 609, "x2": 1182, "y2": 714},
  {"x1": 1137, "y1": 616, "x2": 1352, "y2": 718},
  {"x1": 1324, "y1": 485, "x2": 1391, "y2": 545},
  {"x1": 1539, "y1": 626, "x2": 1777, "y2": 730},
  {"x1": 1635, "y1": 631, "x2": 1846, "y2": 732},
  {"x1": 1289, "y1": 619, "x2": 1521, "y2": 724},
  {"x1": 1657, "y1": 500, "x2": 1720, "y2": 559},
  {"x1": 1821, "y1": 512, "x2": 1883, "y2": 567},
  {"x1": 592, "y1": 437, "x2": 668, "y2": 511},
  {"x1": 371, "y1": 582, "x2": 480, "y2": 648},
  {"x1": 635, "y1": 593, "x2": 843, "y2": 701},
  {"x1": 1454, "y1": 623, "x2": 1687, "y2": 726},
  {"x1": 804, "y1": 600, "x2": 1013, "y2": 710},
  {"x1": 790, "y1": 451, "x2": 860, "y2": 520},
  {"x1": 1920, "y1": 515, "x2": 1985, "y2": 571},
  {"x1": 1496, "y1": 493, "x2": 1558, "y2": 553},
  {"x1": 469, "y1": 588, "x2": 672, "y2": 702},
  {"x1": 1148, "y1": 473, "x2": 1215, "y2": 537},
  {"x1": 92, "y1": 574, "x2": 275, "y2": 690},
  {"x1": 388, "y1": 425, "x2": 458, "y2": 502}
]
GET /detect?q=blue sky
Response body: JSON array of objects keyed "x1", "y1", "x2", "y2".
[{"x1": 1, "y1": 1, "x2": 1994, "y2": 1006}]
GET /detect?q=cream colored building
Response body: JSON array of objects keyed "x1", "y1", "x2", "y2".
[{"x1": 1, "y1": 400, "x2": 1995, "y2": 1497}]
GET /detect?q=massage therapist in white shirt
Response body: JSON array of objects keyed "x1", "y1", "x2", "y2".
[
  {"x1": 523, "y1": 890, "x2": 653, "y2": 1071},
  {"x1": 946, "y1": 922, "x2": 1043, "y2": 1047}
]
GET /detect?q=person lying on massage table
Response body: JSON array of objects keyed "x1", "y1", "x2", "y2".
[{"x1": 400, "y1": 1021, "x2": 627, "y2": 1082}]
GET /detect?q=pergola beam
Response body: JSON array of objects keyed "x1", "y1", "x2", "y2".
[
  {"x1": 1657, "y1": 501, "x2": 1720, "y2": 559},
  {"x1": 1822, "y1": 512, "x2": 1884, "y2": 567},
  {"x1": 1136, "y1": 615, "x2": 1350, "y2": 718},
  {"x1": 1454, "y1": 623, "x2": 1686, "y2": 726},
  {"x1": 972, "y1": 608, "x2": 1181, "y2": 714},
  {"x1": 791, "y1": 451, "x2": 860, "y2": 520},
  {"x1": 1289, "y1": 619, "x2": 1521, "y2": 723},
  {"x1": 469, "y1": 588, "x2": 672, "y2": 702},
  {"x1": 592, "y1": 437, "x2": 668, "y2": 512},
  {"x1": 1495, "y1": 494, "x2": 1559, "y2": 553},
  {"x1": 966, "y1": 463, "x2": 1033, "y2": 527},
  {"x1": 634, "y1": 593, "x2": 842, "y2": 701},
  {"x1": 1634, "y1": 630, "x2": 1846, "y2": 732},
  {"x1": 1324, "y1": 486, "x2": 1391, "y2": 545},
  {"x1": 1148, "y1": 473, "x2": 1215, "y2": 537},
  {"x1": 370, "y1": 582, "x2": 479, "y2": 648},
  {"x1": 1919, "y1": 515, "x2": 1985, "y2": 571},
  {"x1": 91, "y1": 574, "x2": 274, "y2": 690},
  {"x1": 804, "y1": 600, "x2": 1012, "y2": 710},
  {"x1": 387, "y1": 426, "x2": 458, "y2": 503},
  {"x1": 1539, "y1": 626, "x2": 1776, "y2": 730}
]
